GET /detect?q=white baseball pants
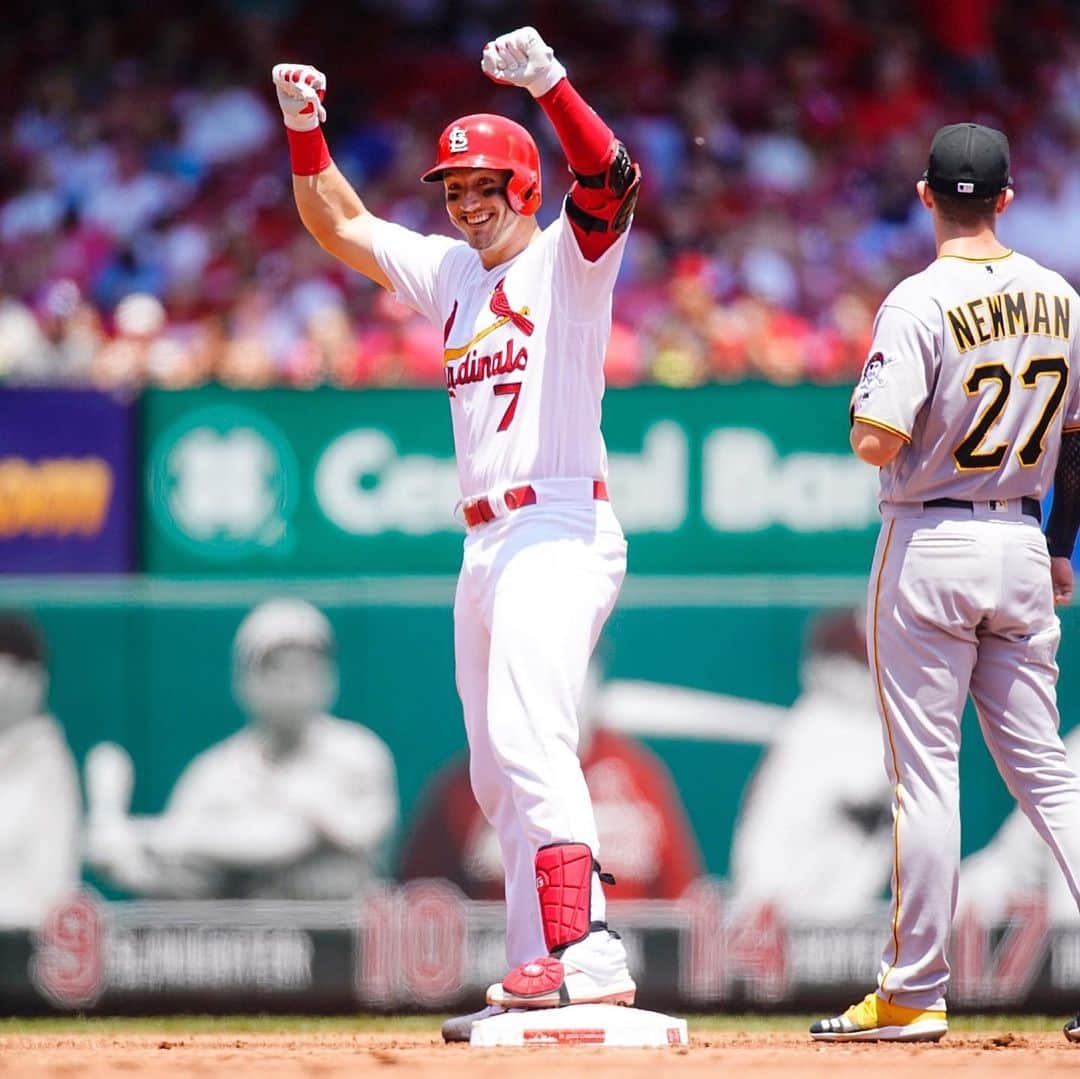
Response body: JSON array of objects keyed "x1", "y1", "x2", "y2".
[{"x1": 453, "y1": 487, "x2": 627, "y2": 968}]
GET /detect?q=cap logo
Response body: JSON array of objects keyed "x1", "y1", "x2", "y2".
[
  {"x1": 448, "y1": 126, "x2": 468, "y2": 153},
  {"x1": 957, "y1": 181, "x2": 975, "y2": 194}
]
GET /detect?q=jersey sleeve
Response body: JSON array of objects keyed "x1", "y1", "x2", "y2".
[
  {"x1": 370, "y1": 220, "x2": 458, "y2": 327},
  {"x1": 1065, "y1": 313, "x2": 1080, "y2": 432},
  {"x1": 552, "y1": 207, "x2": 629, "y2": 323},
  {"x1": 851, "y1": 303, "x2": 936, "y2": 441}
]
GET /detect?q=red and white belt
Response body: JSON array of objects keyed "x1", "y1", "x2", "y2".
[{"x1": 462, "y1": 480, "x2": 609, "y2": 529}]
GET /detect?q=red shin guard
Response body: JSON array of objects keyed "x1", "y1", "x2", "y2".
[{"x1": 535, "y1": 841, "x2": 598, "y2": 955}]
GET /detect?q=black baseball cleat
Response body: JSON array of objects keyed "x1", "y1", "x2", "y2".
[
  {"x1": 1065, "y1": 1012, "x2": 1080, "y2": 1043},
  {"x1": 441, "y1": 1004, "x2": 508, "y2": 1043}
]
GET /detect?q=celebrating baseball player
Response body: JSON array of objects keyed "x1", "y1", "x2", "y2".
[
  {"x1": 272, "y1": 26, "x2": 641, "y2": 1040},
  {"x1": 810, "y1": 123, "x2": 1080, "y2": 1044}
]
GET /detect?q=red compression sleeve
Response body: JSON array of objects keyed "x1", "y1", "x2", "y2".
[
  {"x1": 286, "y1": 126, "x2": 332, "y2": 176},
  {"x1": 537, "y1": 79, "x2": 626, "y2": 260},
  {"x1": 536, "y1": 78, "x2": 615, "y2": 175}
]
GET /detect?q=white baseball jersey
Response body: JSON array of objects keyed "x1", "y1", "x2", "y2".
[
  {"x1": 853, "y1": 251, "x2": 1080, "y2": 504},
  {"x1": 372, "y1": 208, "x2": 629, "y2": 499}
]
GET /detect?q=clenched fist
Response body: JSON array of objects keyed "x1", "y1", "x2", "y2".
[
  {"x1": 272, "y1": 63, "x2": 327, "y2": 131},
  {"x1": 481, "y1": 27, "x2": 566, "y2": 98}
]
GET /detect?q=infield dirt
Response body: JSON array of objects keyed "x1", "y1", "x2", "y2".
[{"x1": 1, "y1": 1031, "x2": 1078, "y2": 1077}]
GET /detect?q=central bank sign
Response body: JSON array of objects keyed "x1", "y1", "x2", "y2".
[{"x1": 143, "y1": 387, "x2": 879, "y2": 574}]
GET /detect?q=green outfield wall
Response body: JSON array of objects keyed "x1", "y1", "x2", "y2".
[
  {"x1": 141, "y1": 385, "x2": 881, "y2": 575},
  {"x1": 3, "y1": 578, "x2": 1078, "y2": 1014},
  {"x1": 11, "y1": 575, "x2": 1076, "y2": 875}
]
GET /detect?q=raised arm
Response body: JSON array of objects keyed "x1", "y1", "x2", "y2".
[
  {"x1": 481, "y1": 28, "x2": 641, "y2": 261},
  {"x1": 272, "y1": 63, "x2": 392, "y2": 290}
]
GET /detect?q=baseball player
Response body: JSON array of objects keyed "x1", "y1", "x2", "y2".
[
  {"x1": 810, "y1": 123, "x2": 1080, "y2": 1044},
  {"x1": 85, "y1": 598, "x2": 398, "y2": 899},
  {"x1": 272, "y1": 26, "x2": 641, "y2": 1040}
]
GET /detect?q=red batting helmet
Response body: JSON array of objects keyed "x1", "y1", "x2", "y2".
[{"x1": 421, "y1": 113, "x2": 542, "y2": 216}]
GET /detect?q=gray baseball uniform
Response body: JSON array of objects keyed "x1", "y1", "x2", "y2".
[{"x1": 853, "y1": 250, "x2": 1080, "y2": 1011}]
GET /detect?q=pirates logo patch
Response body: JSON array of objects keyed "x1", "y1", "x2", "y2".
[{"x1": 854, "y1": 351, "x2": 888, "y2": 406}]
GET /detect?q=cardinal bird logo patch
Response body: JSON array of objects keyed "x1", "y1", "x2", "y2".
[
  {"x1": 443, "y1": 279, "x2": 533, "y2": 364},
  {"x1": 489, "y1": 278, "x2": 534, "y2": 336}
]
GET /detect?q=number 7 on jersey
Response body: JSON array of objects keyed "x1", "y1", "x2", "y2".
[{"x1": 494, "y1": 381, "x2": 522, "y2": 431}]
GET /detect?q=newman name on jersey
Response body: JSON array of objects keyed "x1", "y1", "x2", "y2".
[{"x1": 945, "y1": 288, "x2": 1070, "y2": 354}]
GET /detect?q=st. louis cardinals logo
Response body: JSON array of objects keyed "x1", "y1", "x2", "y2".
[
  {"x1": 448, "y1": 126, "x2": 469, "y2": 153},
  {"x1": 443, "y1": 279, "x2": 535, "y2": 395}
]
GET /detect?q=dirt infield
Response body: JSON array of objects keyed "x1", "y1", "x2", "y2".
[{"x1": 1, "y1": 1031, "x2": 1078, "y2": 1077}]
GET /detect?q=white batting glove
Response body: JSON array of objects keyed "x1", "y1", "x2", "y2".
[
  {"x1": 272, "y1": 62, "x2": 327, "y2": 131},
  {"x1": 481, "y1": 26, "x2": 566, "y2": 98}
]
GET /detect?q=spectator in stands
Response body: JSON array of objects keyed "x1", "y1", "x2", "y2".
[
  {"x1": 0, "y1": 279, "x2": 49, "y2": 385},
  {"x1": 641, "y1": 252, "x2": 732, "y2": 387},
  {"x1": 0, "y1": 2, "x2": 1078, "y2": 389},
  {"x1": 91, "y1": 292, "x2": 169, "y2": 391},
  {"x1": 352, "y1": 289, "x2": 446, "y2": 387},
  {"x1": 33, "y1": 279, "x2": 103, "y2": 385},
  {"x1": 285, "y1": 302, "x2": 360, "y2": 388}
]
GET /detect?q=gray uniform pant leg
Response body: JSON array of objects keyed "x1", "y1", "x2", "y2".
[
  {"x1": 867, "y1": 516, "x2": 974, "y2": 1012},
  {"x1": 970, "y1": 537, "x2": 1080, "y2": 914}
]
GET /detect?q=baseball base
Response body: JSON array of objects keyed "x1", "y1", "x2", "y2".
[{"x1": 468, "y1": 1004, "x2": 688, "y2": 1048}]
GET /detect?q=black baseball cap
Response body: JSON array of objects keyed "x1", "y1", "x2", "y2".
[{"x1": 923, "y1": 122, "x2": 1012, "y2": 198}]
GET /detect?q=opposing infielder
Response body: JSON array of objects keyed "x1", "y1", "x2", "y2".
[
  {"x1": 272, "y1": 26, "x2": 641, "y2": 1040},
  {"x1": 811, "y1": 123, "x2": 1080, "y2": 1044}
]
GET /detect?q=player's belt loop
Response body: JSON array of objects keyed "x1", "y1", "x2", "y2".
[{"x1": 502, "y1": 484, "x2": 537, "y2": 512}]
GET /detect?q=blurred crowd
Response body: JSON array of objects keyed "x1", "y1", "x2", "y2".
[{"x1": 0, "y1": 0, "x2": 1078, "y2": 392}]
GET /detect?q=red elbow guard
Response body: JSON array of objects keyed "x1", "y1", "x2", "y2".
[{"x1": 565, "y1": 141, "x2": 642, "y2": 239}]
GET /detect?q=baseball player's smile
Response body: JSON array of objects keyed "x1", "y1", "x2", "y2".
[
  {"x1": 455, "y1": 203, "x2": 502, "y2": 242},
  {"x1": 443, "y1": 169, "x2": 513, "y2": 249}
]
